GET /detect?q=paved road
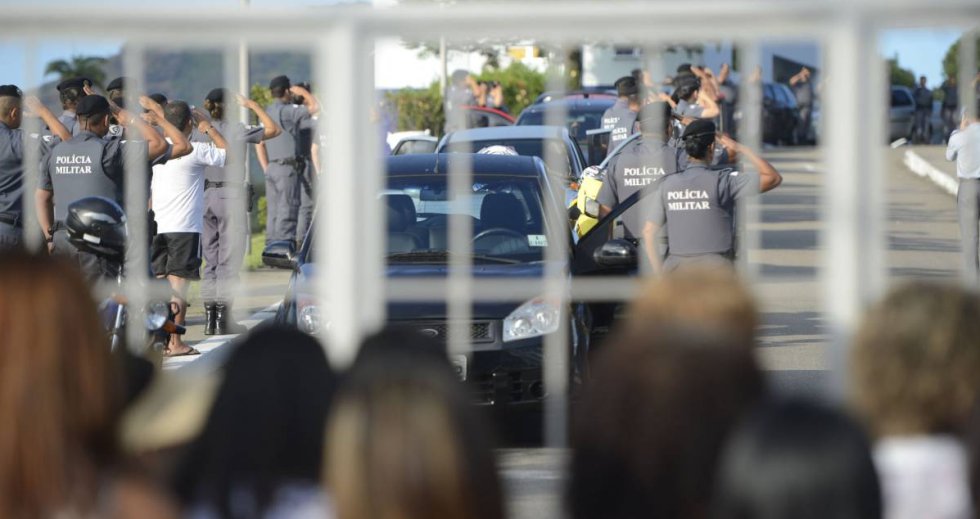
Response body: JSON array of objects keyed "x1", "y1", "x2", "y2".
[{"x1": 159, "y1": 145, "x2": 963, "y2": 519}]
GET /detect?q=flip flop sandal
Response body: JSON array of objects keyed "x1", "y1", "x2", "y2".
[{"x1": 164, "y1": 346, "x2": 201, "y2": 357}]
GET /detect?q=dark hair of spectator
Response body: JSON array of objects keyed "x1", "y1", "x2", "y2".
[
  {"x1": 852, "y1": 282, "x2": 980, "y2": 437},
  {"x1": 204, "y1": 98, "x2": 224, "y2": 121},
  {"x1": 326, "y1": 327, "x2": 503, "y2": 519},
  {"x1": 569, "y1": 324, "x2": 764, "y2": 519},
  {"x1": 164, "y1": 101, "x2": 192, "y2": 131},
  {"x1": 271, "y1": 86, "x2": 288, "y2": 99},
  {"x1": 712, "y1": 398, "x2": 882, "y2": 519},
  {"x1": 172, "y1": 325, "x2": 335, "y2": 517},
  {"x1": 0, "y1": 250, "x2": 120, "y2": 517}
]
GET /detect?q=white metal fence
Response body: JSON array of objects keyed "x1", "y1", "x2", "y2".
[{"x1": 2, "y1": 0, "x2": 978, "y2": 446}]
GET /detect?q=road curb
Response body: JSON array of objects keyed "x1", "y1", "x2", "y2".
[{"x1": 903, "y1": 149, "x2": 958, "y2": 197}]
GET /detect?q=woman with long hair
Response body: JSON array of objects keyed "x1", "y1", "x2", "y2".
[{"x1": 0, "y1": 250, "x2": 176, "y2": 518}]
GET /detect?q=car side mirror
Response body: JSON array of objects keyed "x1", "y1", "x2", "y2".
[
  {"x1": 262, "y1": 240, "x2": 297, "y2": 270},
  {"x1": 593, "y1": 239, "x2": 637, "y2": 268}
]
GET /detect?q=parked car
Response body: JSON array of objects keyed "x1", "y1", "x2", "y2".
[
  {"x1": 531, "y1": 88, "x2": 617, "y2": 105},
  {"x1": 391, "y1": 134, "x2": 438, "y2": 155},
  {"x1": 436, "y1": 125, "x2": 588, "y2": 186},
  {"x1": 515, "y1": 94, "x2": 618, "y2": 162},
  {"x1": 460, "y1": 105, "x2": 515, "y2": 128},
  {"x1": 262, "y1": 153, "x2": 660, "y2": 412}
]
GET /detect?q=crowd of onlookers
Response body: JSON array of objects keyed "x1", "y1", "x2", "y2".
[{"x1": 3, "y1": 248, "x2": 980, "y2": 519}]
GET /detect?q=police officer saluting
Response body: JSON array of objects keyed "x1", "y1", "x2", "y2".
[
  {"x1": 35, "y1": 94, "x2": 169, "y2": 281},
  {"x1": 256, "y1": 75, "x2": 319, "y2": 249},
  {"x1": 195, "y1": 88, "x2": 282, "y2": 335},
  {"x1": 0, "y1": 85, "x2": 70, "y2": 249},
  {"x1": 601, "y1": 76, "x2": 641, "y2": 149},
  {"x1": 55, "y1": 77, "x2": 90, "y2": 137},
  {"x1": 647, "y1": 119, "x2": 782, "y2": 273}
]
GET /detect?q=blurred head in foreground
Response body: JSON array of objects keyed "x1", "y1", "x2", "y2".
[
  {"x1": 570, "y1": 324, "x2": 764, "y2": 519},
  {"x1": 851, "y1": 282, "x2": 980, "y2": 437},
  {"x1": 712, "y1": 398, "x2": 882, "y2": 519},
  {"x1": 627, "y1": 265, "x2": 759, "y2": 348},
  {"x1": 0, "y1": 250, "x2": 120, "y2": 516},
  {"x1": 326, "y1": 326, "x2": 503, "y2": 519},
  {"x1": 173, "y1": 325, "x2": 335, "y2": 517}
]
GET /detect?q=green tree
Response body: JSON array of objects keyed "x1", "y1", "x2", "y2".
[
  {"x1": 889, "y1": 58, "x2": 916, "y2": 88},
  {"x1": 942, "y1": 34, "x2": 980, "y2": 80},
  {"x1": 476, "y1": 62, "x2": 547, "y2": 116},
  {"x1": 44, "y1": 55, "x2": 108, "y2": 88}
]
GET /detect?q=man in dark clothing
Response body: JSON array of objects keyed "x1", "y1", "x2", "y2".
[
  {"x1": 940, "y1": 77, "x2": 959, "y2": 143},
  {"x1": 912, "y1": 76, "x2": 933, "y2": 144}
]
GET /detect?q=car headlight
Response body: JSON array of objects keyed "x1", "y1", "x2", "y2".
[
  {"x1": 503, "y1": 297, "x2": 561, "y2": 343},
  {"x1": 298, "y1": 303, "x2": 322, "y2": 335}
]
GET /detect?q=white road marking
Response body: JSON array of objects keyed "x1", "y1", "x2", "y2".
[
  {"x1": 902, "y1": 149, "x2": 957, "y2": 197},
  {"x1": 161, "y1": 302, "x2": 281, "y2": 371}
]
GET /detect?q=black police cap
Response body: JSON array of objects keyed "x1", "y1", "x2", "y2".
[
  {"x1": 106, "y1": 77, "x2": 130, "y2": 92},
  {"x1": 76, "y1": 95, "x2": 111, "y2": 116},
  {"x1": 682, "y1": 118, "x2": 716, "y2": 140},
  {"x1": 148, "y1": 93, "x2": 168, "y2": 106},
  {"x1": 0, "y1": 85, "x2": 23, "y2": 98},
  {"x1": 205, "y1": 88, "x2": 225, "y2": 103},
  {"x1": 57, "y1": 77, "x2": 90, "y2": 92},
  {"x1": 269, "y1": 75, "x2": 290, "y2": 90},
  {"x1": 614, "y1": 76, "x2": 639, "y2": 97}
]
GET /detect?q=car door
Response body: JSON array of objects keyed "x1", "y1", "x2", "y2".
[{"x1": 890, "y1": 87, "x2": 914, "y2": 140}]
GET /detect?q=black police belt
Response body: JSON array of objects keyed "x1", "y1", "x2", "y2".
[
  {"x1": 0, "y1": 213, "x2": 22, "y2": 229},
  {"x1": 205, "y1": 180, "x2": 245, "y2": 190},
  {"x1": 269, "y1": 157, "x2": 306, "y2": 167}
]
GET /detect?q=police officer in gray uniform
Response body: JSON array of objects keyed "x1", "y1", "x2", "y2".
[
  {"x1": 293, "y1": 82, "x2": 316, "y2": 244},
  {"x1": 195, "y1": 88, "x2": 282, "y2": 335},
  {"x1": 648, "y1": 119, "x2": 782, "y2": 273},
  {"x1": 0, "y1": 85, "x2": 71, "y2": 249},
  {"x1": 946, "y1": 112, "x2": 980, "y2": 284},
  {"x1": 36, "y1": 94, "x2": 169, "y2": 282},
  {"x1": 596, "y1": 101, "x2": 679, "y2": 238},
  {"x1": 601, "y1": 76, "x2": 641, "y2": 149},
  {"x1": 256, "y1": 75, "x2": 319, "y2": 248},
  {"x1": 55, "y1": 77, "x2": 90, "y2": 137}
]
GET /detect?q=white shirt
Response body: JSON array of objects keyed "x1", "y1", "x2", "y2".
[
  {"x1": 874, "y1": 435, "x2": 973, "y2": 519},
  {"x1": 946, "y1": 123, "x2": 980, "y2": 179},
  {"x1": 152, "y1": 140, "x2": 225, "y2": 233}
]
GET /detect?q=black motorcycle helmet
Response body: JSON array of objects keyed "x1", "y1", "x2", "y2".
[{"x1": 64, "y1": 196, "x2": 128, "y2": 260}]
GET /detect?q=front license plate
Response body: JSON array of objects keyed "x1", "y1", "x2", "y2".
[{"x1": 451, "y1": 355, "x2": 468, "y2": 381}]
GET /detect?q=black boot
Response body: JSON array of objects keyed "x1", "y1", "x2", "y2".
[
  {"x1": 204, "y1": 301, "x2": 217, "y2": 336},
  {"x1": 215, "y1": 301, "x2": 247, "y2": 335}
]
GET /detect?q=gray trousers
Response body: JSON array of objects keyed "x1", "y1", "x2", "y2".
[
  {"x1": 913, "y1": 109, "x2": 931, "y2": 143},
  {"x1": 296, "y1": 161, "x2": 315, "y2": 245},
  {"x1": 0, "y1": 221, "x2": 22, "y2": 250},
  {"x1": 958, "y1": 178, "x2": 980, "y2": 284},
  {"x1": 265, "y1": 161, "x2": 302, "y2": 244},
  {"x1": 201, "y1": 186, "x2": 247, "y2": 301}
]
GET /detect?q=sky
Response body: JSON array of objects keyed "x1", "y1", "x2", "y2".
[{"x1": 0, "y1": 2, "x2": 967, "y2": 90}]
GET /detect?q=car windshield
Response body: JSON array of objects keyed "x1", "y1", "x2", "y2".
[
  {"x1": 519, "y1": 107, "x2": 607, "y2": 144},
  {"x1": 382, "y1": 174, "x2": 550, "y2": 264},
  {"x1": 447, "y1": 138, "x2": 574, "y2": 178}
]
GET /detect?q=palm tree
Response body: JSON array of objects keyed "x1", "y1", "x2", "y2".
[{"x1": 44, "y1": 55, "x2": 109, "y2": 89}]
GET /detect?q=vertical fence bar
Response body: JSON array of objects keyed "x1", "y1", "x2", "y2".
[
  {"x1": 636, "y1": 44, "x2": 665, "y2": 279},
  {"x1": 359, "y1": 33, "x2": 385, "y2": 336},
  {"x1": 821, "y1": 14, "x2": 885, "y2": 399},
  {"x1": 735, "y1": 41, "x2": 762, "y2": 281},
  {"x1": 21, "y1": 40, "x2": 42, "y2": 254},
  {"x1": 123, "y1": 43, "x2": 150, "y2": 352},
  {"x1": 222, "y1": 45, "x2": 248, "y2": 307},
  {"x1": 959, "y1": 28, "x2": 977, "y2": 131},
  {"x1": 542, "y1": 44, "x2": 570, "y2": 448}
]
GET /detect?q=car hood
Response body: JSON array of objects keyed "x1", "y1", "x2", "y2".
[{"x1": 294, "y1": 261, "x2": 567, "y2": 320}]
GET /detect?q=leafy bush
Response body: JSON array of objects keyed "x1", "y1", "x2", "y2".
[
  {"x1": 476, "y1": 62, "x2": 547, "y2": 118},
  {"x1": 252, "y1": 195, "x2": 267, "y2": 234},
  {"x1": 386, "y1": 82, "x2": 445, "y2": 136}
]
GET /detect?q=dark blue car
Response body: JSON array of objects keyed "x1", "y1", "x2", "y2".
[{"x1": 262, "y1": 153, "x2": 645, "y2": 410}]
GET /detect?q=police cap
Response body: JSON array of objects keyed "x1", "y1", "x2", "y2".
[
  {"x1": 57, "y1": 77, "x2": 90, "y2": 92},
  {"x1": 205, "y1": 88, "x2": 228, "y2": 103},
  {"x1": 76, "y1": 95, "x2": 111, "y2": 117},
  {"x1": 0, "y1": 85, "x2": 23, "y2": 98},
  {"x1": 682, "y1": 118, "x2": 716, "y2": 140},
  {"x1": 269, "y1": 75, "x2": 290, "y2": 90},
  {"x1": 106, "y1": 77, "x2": 130, "y2": 92},
  {"x1": 614, "y1": 76, "x2": 639, "y2": 97}
]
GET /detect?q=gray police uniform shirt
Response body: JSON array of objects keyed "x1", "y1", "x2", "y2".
[
  {"x1": 264, "y1": 101, "x2": 314, "y2": 162},
  {"x1": 947, "y1": 123, "x2": 980, "y2": 179},
  {"x1": 40, "y1": 130, "x2": 147, "y2": 221},
  {"x1": 191, "y1": 121, "x2": 265, "y2": 182},
  {"x1": 58, "y1": 110, "x2": 80, "y2": 137},
  {"x1": 651, "y1": 163, "x2": 758, "y2": 258},
  {"x1": 601, "y1": 99, "x2": 638, "y2": 148},
  {"x1": 596, "y1": 137, "x2": 679, "y2": 237},
  {"x1": 0, "y1": 121, "x2": 60, "y2": 220}
]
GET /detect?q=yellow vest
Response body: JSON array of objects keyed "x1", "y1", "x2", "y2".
[{"x1": 573, "y1": 176, "x2": 604, "y2": 237}]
